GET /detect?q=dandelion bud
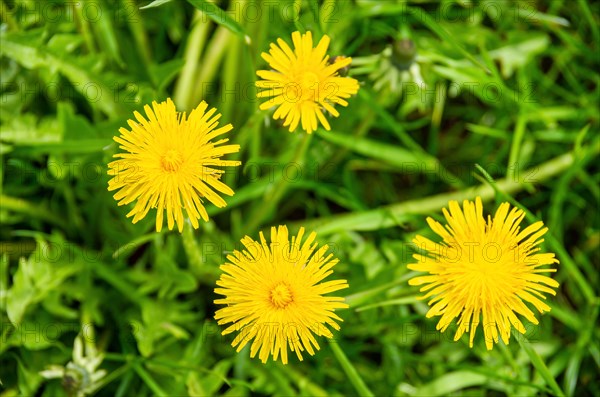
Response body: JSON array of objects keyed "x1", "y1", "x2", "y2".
[{"x1": 391, "y1": 38, "x2": 417, "y2": 71}]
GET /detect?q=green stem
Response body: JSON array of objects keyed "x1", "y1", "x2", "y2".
[
  {"x1": 329, "y1": 341, "x2": 375, "y2": 397},
  {"x1": 507, "y1": 113, "x2": 527, "y2": 182},
  {"x1": 428, "y1": 82, "x2": 446, "y2": 155},
  {"x1": 577, "y1": 0, "x2": 600, "y2": 50},
  {"x1": 133, "y1": 362, "x2": 168, "y2": 396},
  {"x1": 191, "y1": 26, "x2": 233, "y2": 105},
  {"x1": 173, "y1": 11, "x2": 211, "y2": 110},
  {"x1": 181, "y1": 222, "x2": 213, "y2": 280},
  {"x1": 74, "y1": 1, "x2": 97, "y2": 53},
  {"x1": 0, "y1": 194, "x2": 64, "y2": 226},
  {"x1": 358, "y1": 89, "x2": 464, "y2": 188},
  {"x1": 92, "y1": 363, "x2": 132, "y2": 394},
  {"x1": 244, "y1": 134, "x2": 313, "y2": 233},
  {"x1": 92, "y1": 262, "x2": 145, "y2": 305},
  {"x1": 321, "y1": 109, "x2": 376, "y2": 178},
  {"x1": 123, "y1": 0, "x2": 152, "y2": 66},
  {"x1": 221, "y1": 3, "x2": 243, "y2": 123},
  {"x1": 296, "y1": 147, "x2": 596, "y2": 235},
  {"x1": 514, "y1": 330, "x2": 565, "y2": 397}
]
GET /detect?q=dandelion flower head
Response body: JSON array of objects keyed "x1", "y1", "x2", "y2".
[
  {"x1": 408, "y1": 197, "x2": 559, "y2": 350},
  {"x1": 107, "y1": 99, "x2": 240, "y2": 232},
  {"x1": 256, "y1": 31, "x2": 360, "y2": 134},
  {"x1": 214, "y1": 225, "x2": 349, "y2": 364}
]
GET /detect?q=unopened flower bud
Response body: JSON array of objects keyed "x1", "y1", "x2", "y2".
[{"x1": 391, "y1": 39, "x2": 417, "y2": 71}]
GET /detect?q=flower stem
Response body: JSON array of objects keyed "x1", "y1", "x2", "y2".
[
  {"x1": 191, "y1": 26, "x2": 233, "y2": 105},
  {"x1": 173, "y1": 11, "x2": 211, "y2": 110},
  {"x1": 507, "y1": 113, "x2": 527, "y2": 182},
  {"x1": 181, "y1": 221, "x2": 217, "y2": 281},
  {"x1": 513, "y1": 330, "x2": 565, "y2": 397},
  {"x1": 297, "y1": 145, "x2": 599, "y2": 235},
  {"x1": 0, "y1": 194, "x2": 64, "y2": 226},
  {"x1": 244, "y1": 133, "x2": 313, "y2": 234},
  {"x1": 329, "y1": 341, "x2": 375, "y2": 397},
  {"x1": 133, "y1": 362, "x2": 168, "y2": 396},
  {"x1": 123, "y1": 0, "x2": 152, "y2": 65}
]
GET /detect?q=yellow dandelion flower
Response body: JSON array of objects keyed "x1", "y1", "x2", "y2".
[
  {"x1": 408, "y1": 197, "x2": 559, "y2": 350},
  {"x1": 107, "y1": 98, "x2": 241, "y2": 232},
  {"x1": 256, "y1": 31, "x2": 360, "y2": 134},
  {"x1": 214, "y1": 225, "x2": 349, "y2": 364}
]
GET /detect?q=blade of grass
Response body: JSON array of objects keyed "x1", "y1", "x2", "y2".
[
  {"x1": 345, "y1": 274, "x2": 415, "y2": 307},
  {"x1": 123, "y1": 0, "x2": 152, "y2": 65},
  {"x1": 507, "y1": 113, "x2": 528, "y2": 182},
  {"x1": 0, "y1": 33, "x2": 119, "y2": 115},
  {"x1": 514, "y1": 330, "x2": 565, "y2": 397},
  {"x1": 181, "y1": 222, "x2": 212, "y2": 279},
  {"x1": 133, "y1": 362, "x2": 168, "y2": 396},
  {"x1": 295, "y1": 148, "x2": 590, "y2": 235},
  {"x1": 11, "y1": 139, "x2": 112, "y2": 155},
  {"x1": 406, "y1": 6, "x2": 490, "y2": 73},
  {"x1": 74, "y1": 1, "x2": 97, "y2": 53},
  {"x1": 355, "y1": 296, "x2": 419, "y2": 312},
  {"x1": 548, "y1": 144, "x2": 596, "y2": 242},
  {"x1": 86, "y1": 0, "x2": 124, "y2": 67},
  {"x1": 413, "y1": 371, "x2": 488, "y2": 396},
  {"x1": 112, "y1": 233, "x2": 155, "y2": 260},
  {"x1": 0, "y1": 194, "x2": 64, "y2": 226},
  {"x1": 187, "y1": 0, "x2": 250, "y2": 42},
  {"x1": 244, "y1": 133, "x2": 312, "y2": 233},
  {"x1": 329, "y1": 341, "x2": 374, "y2": 397},
  {"x1": 563, "y1": 304, "x2": 599, "y2": 396},
  {"x1": 577, "y1": 0, "x2": 600, "y2": 49},
  {"x1": 92, "y1": 261, "x2": 145, "y2": 305},
  {"x1": 357, "y1": 90, "x2": 464, "y2": 188},
  {"x1": 317, "y1": 129, "x2": 434, "y2": 170},
  {"x1": 139, "y1": 0, "x2": 173, "y2": 9},
  {"x1": 173, "y1": 11, "x2": 211, "y2": 110},
  {"x1": 191, "y1": 26, "x2": 234, "y2": 105}
]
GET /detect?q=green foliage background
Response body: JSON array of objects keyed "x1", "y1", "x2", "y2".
[{"x1": 1, "y1": 0, "x2": 599, "y2": 396}]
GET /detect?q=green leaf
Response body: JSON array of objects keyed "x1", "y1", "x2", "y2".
[
  {"x1": 58, "y1": 102, "x2": 97, "y2": 140},
  {"x1": 197, "y1": 360, "x2": 232, "y2": 396},
  {"x1": 406, "y1": 6, "x2": 490, "y2": 73},
  {"x1": 91, "y1": 4, "x2": 125, "y2": 67},
  {"x1": 317, "y1": 129, "x2": 436, "y2": 171},
  {"x1": 0, "y1": 30, "x2": 120, "y2": 116},
  {"x1": 11, "y1": 139, "x2": 112, "y2": 155},
  {"x1": 515, "y1": 332, "x2": 566, "y2": 397},
  {"x1": 6, "y1": 257, "x2": 35, "y2": 324},
  {"x1": 132, "y1": 300, "x2": 198, "y2": 357},
  {"x1": 414, "y1": 371, "x2": 488, "y2": 396},
  {"x1": 186, "y1": 0, "x2": 249, "y2": 42},
  {"x1": 140, "y1": 0, "x2": 174, "y2": 9},
  {"x1": 15, "y1": 356, "x2": 43, "y2": 396},
  {"x1": 0, "y1": 254, "x2": 8, "y2": 308},
  {"x1": 355, "y1": 296, "x2": 419, "y2": 312},
  {"x1": 6, "y1": 238, "x2": 80, "y2": 324},
  {"x1": 330, "y1": 342, "x2": 374, "y2": 397},
  {"x1": 149, "y1": 59, "x2": 185, "y2": 91},
  {"x1": 0, "y1": 114, "x2": 62, "y2": 145},
  {"x1": 488, "y1": 35, "x2": 549, "y2": 78}
]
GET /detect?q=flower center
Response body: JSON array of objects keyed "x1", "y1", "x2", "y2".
[
  {"x1": 300, "y1": 72, "x2": 320, "y2": 100},
  {"x1": 270, "y1": 283, "x2": 293, "y2": 308},
  {"x1": 161, "y1": 149, "x2": 183, "y2": 172}
]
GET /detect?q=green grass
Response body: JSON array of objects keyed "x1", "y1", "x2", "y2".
[{"x1": 1, "y1": 0, "x2": 599, "y2": 396}]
